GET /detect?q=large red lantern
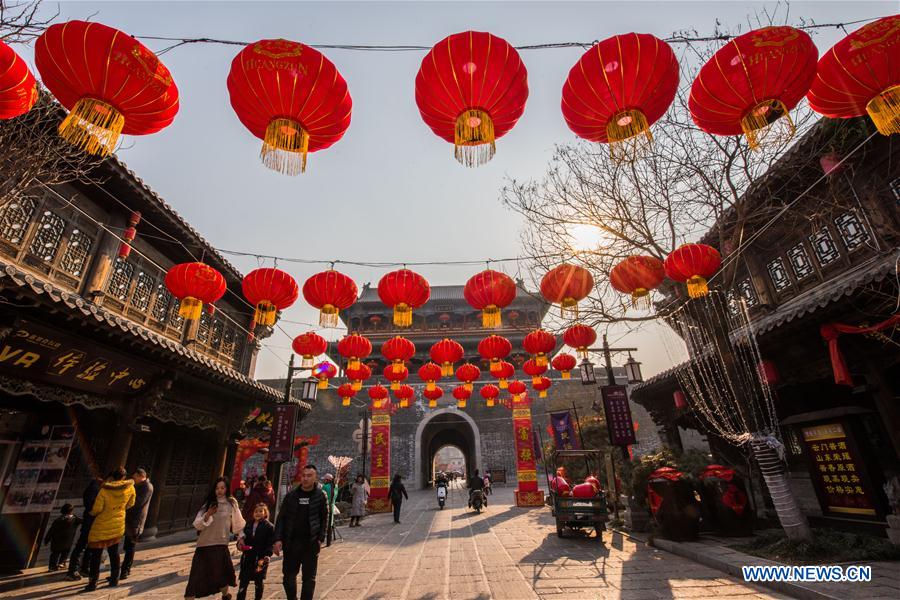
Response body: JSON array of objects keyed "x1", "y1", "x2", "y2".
[
  {"x1": 431, "y1": 338, "x2": 464, "y2": 376},
  {"x1": 673, "y1": 390, "x2": 688, "y2": 410},
  {"x1": 664, "y1": 244, "x2": 722, "y2": 299},
  {"x1": 522, "y1": 359, "x2": 547, "y2": 385},
  {"x1": 312, "y1": 361, "x2": 337, "y2": 389},
  {"x1": 478, "y1": 335, "x2": 512, "y2": 375},
  {"x1": 452, "y1": 385, "x2": 471, "y2": 408},
  {"x1": 551, "y1": 353, "x2": 577, "y2": 379},
  {"x1": 378, "y1": 269, "x2": 430, "y2": 327},
  {"x1": 382, "y1": 364, "x2": 409, "y2": 391},
  {"x1": 346, "y1": 363, "x2": 371, "y2": 392},
  {"x1": 417, "y1": 362, "x2": 443, "y2": 392},
  {"x1": 35, "y1": 20, "x2": 179, "y2": 155},
  {"x1": 394, "y1": 384, "x2": 415, "y2": 408},
  {"x1": 292, "y1": 332, "x2": 327, "y2": 368},
  {"x1": 807, "y1": 16, "x2": 900, "y2": 136},
  {"x1": 423, "y1": 386, "x2": 444, "y2": 408},
  {"x1": 464, "y1": 269, "x2": 517, "y2": 327},
  {"x1": 533, "y1": 376, "x2": 552, "y2": 398},
  {"x1": 562, "y1": 33, "x2": 679, "y2": 161},
  {"x1": 415, "y1": 31, "x2": 528, "y2": 167},
  {"x1": 302, "y1": 270, "x2": 358, "y2": 328},
  {"x1": 0, "y1": 41, "x2": 37, "y2": 120},
  {"x1": 508, "y1": 379, "x2": 527, "y2": 400},
  {"x1": 563, "y1": 324, "x2": 597, "y2": 359},
  {"x1": 494, "y1": 360, "x2": 515, "y2": 389},
  {"x1": 540, "y1": 264, "x2": 594, "y2": 318},
  {"x1": 480, "y1": 384, "x2": 500, "y2": 407},
  {"x1": 381, "y1": 336, "x2": 416, "y2": 374},
  {"x1": 337, "y1": 333, "x2": 372, "y2": 371},
  {"x1": 610, "y1": 256, "x2": 666, "y2": 309},
  {"x1": 689, "y1": 26, "x2": 818, "y2": 149},
  {"x1": 523, "y1": 329, "x2": 557, "y2": 367},
  {"x1": 337, "y1": 382, "x2": 356, "y2": 407},
  {"x1": 455, "y1": 363, "x2": 481, "y2": 393},
  {"x1": 368, "y1": 384, "x2": 389, "y2": 409},
  {"x1": 227, "y1": 39, "x2": 352, "y2": 174},
  {"x1": 164, "y1": 263, "x2": 226, "y2": 321},
  {"x1": 242, "y1": 268, "x2": 299, "y2": 326}
]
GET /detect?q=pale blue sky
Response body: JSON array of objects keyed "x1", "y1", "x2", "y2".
[{"x1": 22, "y1": 1, "x2": 896, "y2": 378}]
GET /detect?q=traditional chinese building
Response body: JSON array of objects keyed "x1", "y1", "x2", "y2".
[{"x1": 0, "y1": 154, "x2": 288, "y2": 570}]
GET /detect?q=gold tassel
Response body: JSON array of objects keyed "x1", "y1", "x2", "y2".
[
  {"x1": 392, "y1": 361, "x2": 404, "y2": 374},
  {"x1": 560, "y1": 298, "x2": 579, "y2": 319},
  {"x1": 531, "y1": 376, "x2": 541, "y2": 386},
  {"x1": 867, "y1": 85, "x2": 900, "y2": 136},
  {"x1": 58, "y1": 97, "x2": 125, "y2": 156},
  {"x1": 464, "y1": 382, "x2": 473, "y2": 392},
  {"x1": 489, "y1": 359, "x2": 501, "y2": 375},
  {"x1": 561, "y1": 371, "x2": 571, "y2": 380},
  {"x1": 351, "y1": 380, "x2": 362, "y2": 391},
  {"x1": 178, "y1": 297, "x2": 203, "y2": 321},
  {"x1": 486, "y1": 399, "x2": 495, "y2": 407},
  {"x1": 536, "y1": 355, "x2": 548, "y2": 368},
  {"x1": 687, "y1": 276, "x2": 710, "y2": 299},
  {"x1": 429, "y1": 400, "x2": 437, "y2": 408},
  {"x1": 482, "y1": 305, "x2": 501, "y2": 328},
  {"x1": 400, "y1": 399, "x2": 408, "y2": 408},
  {"x1": 631, "y1": 289, "x2": 652, "y2": 310},
  {"x1": 606, "y1": 109, "x2": 651, "y2": 162},
  {"x1": 458, "y1": 400, "x2": 467, "y2": 409},
  {"x1": 539, "y1": 390, "x2": 548, "y2": 398},
  {"x1": 393, "y1": 303, "x2": 412, "y2": 327},
  {"x1": 441, "y1": 363, "x2": 454, "y2": 377},
  {"x1": 348, "y1": 358, "x2": 360, "y2": 371},
  {"x1": 254, "y1": 301, "x2": 277, "y2": 326},
  {"x1": 741, "y1": 99, "x2": 794, "y2": 150},
  {"x1": 426, "y1": 382, "x2": 436, "y2": 392},
  {"x1": 318, "y1": 379, "x2": 328, "y2": 390},
  {"x1": 342, "y1": 397, "x2": 351, "y2": 407},
  {"x1": 499, "y1": 378, "x2": 508, "y2": 389},
  {"x1": 390, "y1": 381, "x2": 400, "y2": 391},
  {"x1": 261, "y1": 118, "x2": 309, "y2": 175},
  {"x1": 300, "y1": 355, "x2": 315, "y2": 369},
  {"x1": 454, "y1": 109, "x2": 495, "y2": 167},
  {"x1": 319, "y1": 304, "x2": 339, "y2": 328}
]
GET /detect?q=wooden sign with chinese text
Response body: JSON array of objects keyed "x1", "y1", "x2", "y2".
[
  {"x1": 512, "y1": 395, "x2": 544, "y2": 507},
  {"x1": 600, "y1": 385, "x2": 636, "y2": 446},
  {"x1": 800, "y1": 422, "x2": 877, "y2": 517},
  {"x1": 268, "y1": 405, "x2": 298, "y2": 462},
  {"x1": 367, "y1": 403, "x2": 392, "y2": 513}
]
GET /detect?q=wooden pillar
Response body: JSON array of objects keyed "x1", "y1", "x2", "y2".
[
  {"x1": 867, "y1": 366, "x2": 900, "y2": 460},
  {"x1": 142, "y1": 430, "x2": 174, "y2": 540},
  {"x1": 223, "y1": 437, "x2": 240, "y2": 487},
  {"x1": 80, "y1": 214, "x2": 125, "y2": 299},
  {"x1": 104, "y1": 408, "x2": 134, "y2": 473}
]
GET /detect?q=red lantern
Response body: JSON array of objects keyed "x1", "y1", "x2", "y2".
[
  {"x1": 551, "y1": 353, "x2": 577, "y2": 379},
  {"x1": 494, "y1": 360, "x2": 515, "y2": 389},
  {"x1": 423, "y1": 386, "x2": 444, "y2": 408},
  {"x1": 417, "y1": 362, "x2": 443, "y2": 392},
  {"x1": 563, "y1": 325, "x2": 596, "y2": 359},
  {"x1": 523, "y1": 329, "x2": 556, "y2": 367},
  {"x1": 337, "y1": 333, "x2": 372, "y2": 371},
  {"x1": 35, "y1": 20, "x2": 179, "y2": 155},
  {"x1": 242, "y1": 268, "x2": 299, "y2": 326},
  {"x1": 337, "y1": 382, "x2": 356, "y2": 407},
  {"x1": 455, "y1": 363, "x2": 481, "y2": 393},
  {"x1": 758, "y1": 359, "x2": 780, "y2": 387},
  {"x1": 464, "y1": 270, "x2": 517, "y2": 327},
  {"x1": 378, "y1": 269, "x2": 430, "y2": 327},
  {"x1": 312, "y1": 361, "x2": 337, "y2": 389},
  {"x1": 227, "y1": 39, "x2": 352, "y2": 174},
  {"x1": 478, "y1": 335, "x2": 512, "y2": 375},
  {"x1": 532, "y1": 376, "x2": 552, "y2": 399},
  {"x1": 394, "y1": 384, "x2": 415, "y2": 408},
  {"x1": 689, "y1": 26, "x2": 818, "y2": 149},
  {"x1": 431, "y1": 338, "x2": 464, "y2": 376},
  {"x1": 673, "y1": 390, "x2": 688, "y2": 410},
  {"x1": 415, "y1": 31, "x2": 528, "y2": 167},
  {"x1": 346, "y1": 363, "x2": 371, "y2": 392},
  {"x1": 368, "y1": 384, "x2": 389, "y2": 409},
  {"x1": 480, "y1": 384, "x2": 500, "y2": 407},
  {"x1": 117, "y1": 212, "x2": 142, "y2": 260},
  {"x1": 610, "y1": 256, "x2": 665, "y2": 309},
  {"x1": 0, "y1": 40, "x2": 37, "y2": 120},
  {"x1": 381, "y1": 336, "x2": 416, "y2": 374},
  {"x1": 664, "y1": 244, "x2": 721, "y2": 299},
  {"x1": 807, "y1": 16, "x2": 900, "y2": 136},
  {"x1": 302, "y1": 270, "x2": 358, "y2": 328},
  {"x1": 508, "y1": 379, "x2": 527, "y2": 400},
  {"x1": 562, "y1": 33, "x2": 679, "y2": 161},
  {"x1": 452, "y1": 385, "x2": 471, "y2": 408},
  {"x1": 164, "y1": 263, "x2": 226, "y2": 321},
  {"x1": 383, "y1": 364, "x2": 409, "y2": 391},
  {"x1": 292, "y1": 332, "x2": 327, "y2": 368},
  {"x1": 540, "y1": 264, "x2": 594, "y2": 318},
  {"x1": 522, "y1": 359, "x2": 548, "y2": 386}
]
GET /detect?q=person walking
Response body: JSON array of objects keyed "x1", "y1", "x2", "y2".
[
  {"x1": 241, "y1": 476, "x2": 276, "y2": 522},
  {"x1": 236, "y1": 503, "x2": 275, "y2": 600},
  {"x1": 66, "y1": 476, "x2": 101, "y2": 580},
  {"x1": 44, "y1": 503, "x2": 82, "y2": 571},
  {"x1": 184, "y1": 477, "x2": 245, "y2": 600},
  {"x1": 83, "y1": 468, "x2": 135, "y2": 592},
  {"x1": 388, "y1": 475, "x2": 408, "y2": 524},
  {"x1": 348, "y1": 474, "x2": 369, "y2": 527},
  {"x1": 273, "y1": 464, "x2": 327, "y2": 600},
  {"x1": 120, "y1": 467, "x2": 153, "y2": 580}
]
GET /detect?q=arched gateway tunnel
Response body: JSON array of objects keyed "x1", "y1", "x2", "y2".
[{"x1": 416, "y1": 409, "x2": 479, "y2": 488}]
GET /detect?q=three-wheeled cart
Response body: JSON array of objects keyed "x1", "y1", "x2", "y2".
[{"x1": 548, "y1": 450, "x2": 609, "y2": 540}]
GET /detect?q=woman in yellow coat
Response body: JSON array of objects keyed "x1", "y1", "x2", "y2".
[{"x1": 84, "y1": 467, "x2": 135, "y2": 592}]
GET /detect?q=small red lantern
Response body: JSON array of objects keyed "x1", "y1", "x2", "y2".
[
  {"x1": 508, "y1": 379, "x2": 527, "y2": 400},
  {"x1": 664, "y1": 244, "x2": 721, "y2": 299},
  {"x1": 337, "y1": 333, "x2": 372, "y2": 371},
  {"x1": 394, "y1": 384, "x2": 415, "y2": 408},
  {"x1": 417, "y1": 362, "x2": 443, "y2": 392},
  {"x1": 0, "y1": 40, "x2": 37, "y2": 120},
  {"x1": 478, "y1": 335, "x2": 512, "y2": 375},
  {"x1": 540, "y1": 264, "x2": 594, "y2": 318},
  {"x1": 494, "y1": 360, "x2": 515, "y2": 389},
  {"x1": 532, "y1": 376, "x2": 552, "y2": 398},
  {"x1": 312, "y1": 361, "x2": 337, "y2": 389},
  {"x1": 455, "y1": 363, "x2": 481, "y2": 393},
  {"x1": 431, "y1": 338, "x2": 464, "y2": 376},
  {"x1": 164, "y1": 262, "x2": 226, "y2": 321},
  {"x1": 758, "y1": 360, "x2": 780, "y2": 387},
  {"x1": 563, "y1": 325, "x2": 596, "y2": 359},
  {"x1": 480, "y1": 384, "x2": 500, "y2": 407},
  {"x1": 381, "y1": 336, "x2": 416, "y2": 374},
  {"x1": 337, "y1": 382, "x2": 356, "y2": 407},
  {"x1": 383, "y1": 364, "x2": 409, "y2": 391},
  {"x1": 452, "y1": 385, "x2": 471, "y2": 408},
  {"x1": 242, "y1": 268, "x2": 299, "y2": 326},
  {"x1": 368, "y1": 384, "x2": 389, "y2": 409},
  {"x1": 609, "y1": 255, "x2": 665, "y2": 309},
  {"x1": 464, "y1": 269, "x2": 517, "y2": 328},
  {"x1": 378, "y1": 269, "x2": 430, "y2": 327},
  {"x1": 423, "y1": 386, "x2": 444, "y2": 408},
  {"x1": 117, "y1": 212, "x2": 142, "y2": 260},
  {"x1": 551, "y1": 353, "x2": 577, "y2": 379},
  {"x1": 302, "y1": 270, "x2": 358, "y2": 327},
  {"x1": 522, "y1": 359, "x2": 548, "y2": 386},
  {"x1": 523, "y1": 329, "x2": 557, "y2": 367},
  {"x1": 292, "y1": 332, "x2": 327, "y2": 368},
  {"x1": 673, "y1": 390, "x2": 688, "y2": 410},
  {"x1": 346, "y1": 363, "x2": 371, "y2": 392}
]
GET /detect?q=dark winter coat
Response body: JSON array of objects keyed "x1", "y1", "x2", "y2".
[
  {"x1": 82, "y1": 479, "x2": 101, "y2": 517},
  {"x1": 125, "y1": 479, "x2": 154, "y2": 538},
  {"x1": 274, "y1": 483, "x2": 327, "y2": 548},
  {"x1": 389, "y1": 481, "x2": 408, "y2": 503},
  {"x1": 44, "y1": 514, "x2": 83, "y2": 553},
  {"x1": 242, "y1": 482, "x2": 276, "y2": 522},
  {"x1": 238, "y1": 519, "x2": 275, "y2": 580}
]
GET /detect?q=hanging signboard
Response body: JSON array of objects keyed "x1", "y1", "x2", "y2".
[
  {"x1": 268, "y1": 405, "x2": 298, "y2": 462},
  {"x1": 600, "y1": 385, "x2": 636, "y2": 446},
  {"x1": 367, "y1": 403, "x2": 392, "y2": 513},
  {"x1": 3, "y1": 426, "x2": 75, "y2": 514}
]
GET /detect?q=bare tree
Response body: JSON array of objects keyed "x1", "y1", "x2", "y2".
[{"x1": 0, "y1": 0, "x2": 57, "y2": 44}]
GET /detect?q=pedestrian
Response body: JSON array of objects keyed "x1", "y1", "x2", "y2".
[
  {"x1": 234, "y1": 480, "x2": 247, "y2": 505},
  {"x1": 83, "y1": 468, "x2": 136, "y2": 591},
  {"x1": 236, "y1": 503, "x2": 275, "y2": 600},
  {"x1": 184, "y1": 476, "x2": 245, "y2": 600},
  {"x1": 120, "y1": 467, "x2": 153, "y2": 580},
  {"x1": 388, "y1": 474, "x2": 408, "y2": 524},
  {"x1": 66, "y1": 476, "x2": 101, "y2": 580},
  {"x1": 241, "y1": 476, "x2": 275, "y2": 522},
  {"x1": 44, "y1": 503, "x2": 82, "y2": 571},
  {"x1": 349, "y1": 474, "x2": 369, "y2": 527},
  {"x1": 483, "y1": 473, "x2": 492, "y2": 496},
  {"x1": 273, "y1": 464, "x2": 328, "y2": 600}
]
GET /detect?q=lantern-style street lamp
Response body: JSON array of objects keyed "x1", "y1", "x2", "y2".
[
  {"x1": 624, "y1": 353, "x2": 643, "y2": 384},
  {"x1": 579, "y1": 359, "x2": 597, "y2": 386},
  {"x1": 299, "y1": 377, "x2": 320, "y2": 404}
]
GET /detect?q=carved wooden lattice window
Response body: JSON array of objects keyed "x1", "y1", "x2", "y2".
[
  {"x1": 29, "y1": 209, "x2": 65, "y2": 262},
  {"x1": 131, "y1": 271, "x2": 155, "y2": 312},
  {"x1": 106, "y1": 258, "x2": 135, "y2": 300},
  {"x1": 152, "y1": 284, "x2": 172, "y2": 323},
  {"x1": 809, "y1": 228, "x2": 841, "y2": 266},
  {"x1": 833, "y1": 211, "x2": 870, "y2": 251},
  {"x1": 221, "y1": 325, "x2": 236, "y2": 358},
  {"x1": 58, "y1": 228, "x2": 93, "y2": 277},
  {"x1": 738, "y1": 278, "x2": 759, "y2": 308},
  {"x1": 726, "y1": 289, "x2": 740, "y2": 315},
  {"x1": 169, "y1": 298, "x2": 184, "y2": 328},
  {"x1": 787, "y1": 243, "x2": 814, "y2": 280},
  {"x1": 210, "y1": 317, "x2": 224, "y2": 350},
  {"x1": 766, "y1": 257, "x2": 791, "y2": 292},
  {"x1": 197, "y1": 313, "x2": 211, "y2": 344},
  {"x1": 0, "y1": 196, "x2": 37, "y2": 245}
]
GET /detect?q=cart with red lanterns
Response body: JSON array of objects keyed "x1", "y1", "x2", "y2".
[{"x1": 548, "y1": 450, "x2": 609, "y2": 541}]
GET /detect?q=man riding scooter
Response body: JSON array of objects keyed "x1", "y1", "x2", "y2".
[
  {"x1": 467, "y1": 469, "x2": 486, "y2": 511},
  {"x1": 435, "y1": 472, "x2": 448, "y2": 509}
]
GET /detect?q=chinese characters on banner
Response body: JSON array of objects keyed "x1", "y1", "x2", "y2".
[
  {"x1": 3, "y1": 426, "x2": 75, "y2": 514},
  {"x1": 800, "y1": 422, "x2": 877, "y2": 517},
  {"x1": 549, "y1": 411, "x2": 580, "y2": 450},
  {"x1": 600, "y1": 385, "x2": 636, "y2": 446},
  {"x1": 512, "y1": 395, "x2": 544, "y2": 507},
  {"x1": 268, "y1": 405, "x2": 298, "y2": 462},
  {"x1": 367, "y1": 402, "x2": 392, "y2": 513}
]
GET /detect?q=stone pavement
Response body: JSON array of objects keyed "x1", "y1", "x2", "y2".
[{"x1": 3, "y1": 482, "x2": 787, "y2": 599}]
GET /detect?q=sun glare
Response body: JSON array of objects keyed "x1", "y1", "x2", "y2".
[{"x1": 568, "y1": 223, "x2": 605, "y2": 251}]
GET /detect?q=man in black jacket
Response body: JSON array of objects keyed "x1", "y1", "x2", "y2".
[
  {"x1": 274, "y1": 464, "x2": 328, "y2": 600},
  {"x1": 66, "y1": 477, "x2": 101, "y2": 580},
  {"x1": 120, "y1": 467, "x2": 154, "y2": 580}
]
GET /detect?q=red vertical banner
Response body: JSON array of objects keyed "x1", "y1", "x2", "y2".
[
  {"x1": 366, "y1": 402, "x2": 392, "y2": 513},
  {"x1": 512, "y1": 396, "x2": 545, "y2": 507}
]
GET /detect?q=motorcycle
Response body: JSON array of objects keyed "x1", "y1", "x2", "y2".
[
  {"x1": 437, "y1": 483, "x2": 447, "y2": 509},
  {"x1": 471, "y1": 489, "x2": 485, "y2": 513}
]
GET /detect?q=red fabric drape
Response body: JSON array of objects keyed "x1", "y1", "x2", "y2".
[{"x1": 820, "y1": 314, "x2": 900, "y2": 386}]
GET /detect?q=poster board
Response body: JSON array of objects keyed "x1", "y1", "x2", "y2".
[{"x1": 3, "y1": 426, "x2": 75, "y2": 514}]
